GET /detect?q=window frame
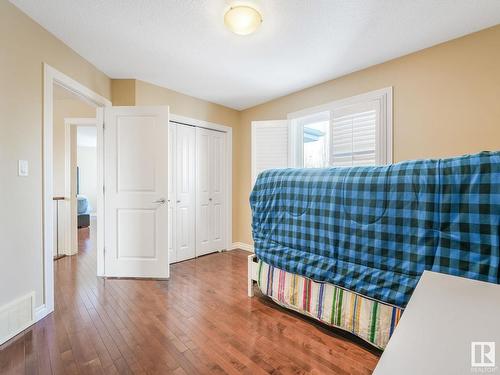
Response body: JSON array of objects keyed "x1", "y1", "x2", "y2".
[{"x1": 287, "y1": 87, "x2": 393, "y2": 167}]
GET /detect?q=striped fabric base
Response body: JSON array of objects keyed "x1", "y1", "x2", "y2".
[{"x1": 257, "y1": 260, "x2": 403, "y2": 349}]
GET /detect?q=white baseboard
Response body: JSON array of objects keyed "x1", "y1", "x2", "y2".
[
  {"x1": 34, "y1": 304, "x2": 52, "y2": 322},
  {"x1": 231, "y1": 242, "x2": 254, "y2": 253}
]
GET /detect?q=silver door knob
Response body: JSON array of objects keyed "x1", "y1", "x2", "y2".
[
  {"x1": 176, "y1": 200, "x2": 181, "y2": 203},
  {"x1": 209, "y1": 198, "x2": 213, "y2": 201},
  {"x1": 154, "y1": 198, "x2": 166, "y2": 204}
]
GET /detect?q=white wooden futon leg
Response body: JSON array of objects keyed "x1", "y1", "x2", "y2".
[{"x1": 247, "y1": 254, "x2": 258, "y2": 297}]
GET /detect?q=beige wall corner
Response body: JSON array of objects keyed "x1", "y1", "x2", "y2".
[
  {"x1": 235, "y1": 24, "x2": 500, "y2": 244},
  {"x1": 0, "y1": 1, "x2": 110, "y2": 309},
  {"x1": 111, "y1": 79, "x2": 136, "y2": 106},
  {"x1": 134, "y1": 80, "x2": 240, "y2": 128}
]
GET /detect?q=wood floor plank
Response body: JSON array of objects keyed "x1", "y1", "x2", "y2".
[{"x1": 0, "y1": 219, "x2": 380, "y2": 374}]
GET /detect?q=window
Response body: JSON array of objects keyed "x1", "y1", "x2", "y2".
[
  {"x1": 300, "y1": 111, "x2": 330, "y2": 168},
  {"x1": 289, "y1": 87, "x2": 392, "y2": 167}
]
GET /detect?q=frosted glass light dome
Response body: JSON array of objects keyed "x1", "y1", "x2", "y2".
[{"x1": 224, "y1": 6, "x2": 262, "y2": 36}]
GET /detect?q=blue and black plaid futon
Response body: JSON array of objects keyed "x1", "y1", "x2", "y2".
[{"x1": 250, "y1": 152, "x2": 500, "y2": 307}]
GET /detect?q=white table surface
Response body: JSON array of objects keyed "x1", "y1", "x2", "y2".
[{"x1": 373, "y1": 271, "x2": 500, "y2": 375}]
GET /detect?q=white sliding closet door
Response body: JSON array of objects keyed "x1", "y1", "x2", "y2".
[
  {"x1": 196, "y1": 128, "x2": 212, "y2": 255},
  {"x1": 210, "y1": 131, "x2": 226, "y2": 251},
  {"x1": 196, "y1": 127, "x2": 226, "y2": 256},
  {"x1": 168, "y1": 123, "x2": 176, "y2": 262},
  {"x1": 174, "y1": 125, "x2": 196, "y2": 262}
]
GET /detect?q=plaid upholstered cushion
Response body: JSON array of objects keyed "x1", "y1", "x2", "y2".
[{"x1": 250, "y1": 151, "x2": 500, "y2": 307}]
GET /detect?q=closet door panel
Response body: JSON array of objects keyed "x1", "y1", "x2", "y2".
[
  {"x1": 210, "y1": 131, "x2": 226, "y2": 251},
  {"x1": 196, "y1": 128, "x2": 212, "y2": 256},
  {"x1": 167, "y1": 123, "x2": 176, "y2": 263},
  {"x1": 175, "y1": 125, "x2": 196, "y2": 262},
  {"x1": 176, "y1": 206, "x2": 191, "y2": 261},
  {"x1": 212, "y1": 202, "x2": 223, "y2": 243}
]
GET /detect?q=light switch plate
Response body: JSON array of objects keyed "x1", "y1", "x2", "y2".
[{"x1": 18, "y1": 160, "x2": 28, "y2": 177}]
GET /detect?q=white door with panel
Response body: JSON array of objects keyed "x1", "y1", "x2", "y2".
[
  {"x1": 196, "y1": 127, "x2": 227, "y2": 256},
  {"x1": 104, "y1": 106, "x2": 169, "y2": 278},
  {"x1": 172, "y1": 123, "x2": 196, "y2": 262}
]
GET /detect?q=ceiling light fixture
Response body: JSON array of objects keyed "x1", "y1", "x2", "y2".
[{"x1": 224, "y1": 5, "x2": 262, "y2": 36}]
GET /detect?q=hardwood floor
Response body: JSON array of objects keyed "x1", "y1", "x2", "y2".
[{"x1": 0, "y1": 222, "x2": 380, "y2": 374}]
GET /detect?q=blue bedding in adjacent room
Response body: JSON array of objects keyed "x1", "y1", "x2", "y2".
[
  {"x1": 250, "y1": 151, "x2": 500, "y2": 307},
  {"x1": 77, "y1": 195, "x2": 91, "y2": 215}
]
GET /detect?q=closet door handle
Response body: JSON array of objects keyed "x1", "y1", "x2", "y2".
[
  {"x1": 176, "y1": 200, "x2": 181, "y2": 203},
  {"x1": 154, "y1": 198, "x2": 166, "y2": 204},
  {"x1": 209, "y1": 198, "x2": 213, "y2": 201}
]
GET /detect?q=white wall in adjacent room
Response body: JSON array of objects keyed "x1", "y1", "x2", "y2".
[{"x1": 77, "y1": 127, "x2": 97, "y2": 214}]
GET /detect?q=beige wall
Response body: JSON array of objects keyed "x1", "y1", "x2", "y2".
[
  {"x1": 111, "y1": 79, "x2": 241, "y2": 127},
  {"x1": 235, "y1": 25, "x2": 500, "y2": 244},
  {"x1": 0, "y1": 1, "x2": 110, "y2": 308},
  {"x1": 135, "y1": 80, "x2": 241, "y2": 129},
  {"x1": 111, "y1": 79, "x2": 135, "y2": 106}
]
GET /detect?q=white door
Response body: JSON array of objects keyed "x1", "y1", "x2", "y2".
[
  {"x1": 174, "y1": 124, "x2": 196, "y2": 262},
  {"x1": 104, "y1": 106, "x2": 169, "y2": 278},
  {"x1": 167, "y1": 123, "x2": 176, "y2": 263},
  {"x1": 196, "y1": 127, "x2": 226, "y2": 256}
]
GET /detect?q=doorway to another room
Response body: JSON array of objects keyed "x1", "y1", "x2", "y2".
[
  {"x1": 75, "y1": 125, "x2": 98, "y2": 254},
  {"x1": 41, "y1": 65, "x2": 232, "y2": 323},
  {"x1": 40, "y1": 64, "x2": 110, "y2": 321},
  {"x1": 52, "y1": 84, "x2": 98, "y2": 262}
]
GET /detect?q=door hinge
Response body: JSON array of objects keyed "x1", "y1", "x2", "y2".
[
  {"x1": 103, "y1": 122, "x2": 105, "y2": 130},
  {"x1": 103, "y1": 185, "x2": 105, "y2": 194}
]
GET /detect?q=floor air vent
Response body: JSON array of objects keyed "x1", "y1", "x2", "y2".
[{"x1": 0, "y1": 292, "x2": 35, "y2": 345}]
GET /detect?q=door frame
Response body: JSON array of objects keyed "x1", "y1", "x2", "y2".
[
  {"x1": 169, "y1": 114, "x2": 233, "y2": 253},
  {"x1": 63, "y1": 117, "x2": 97, "y2": 256},
  {"x1": 41, "y1": 63, "x2": 111, "y2": 322}
]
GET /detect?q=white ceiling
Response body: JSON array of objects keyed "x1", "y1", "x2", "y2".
[{"x1": 11, "y1": 0, "x2": 500, "y2": 110}]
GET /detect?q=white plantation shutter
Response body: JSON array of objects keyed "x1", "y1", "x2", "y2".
[
  {"x1": 330, "y1": 100, "x2": 379, "y2": 167},
  {"x1": 251, "y1": 120, "x2": 289, "y2": 185}
]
